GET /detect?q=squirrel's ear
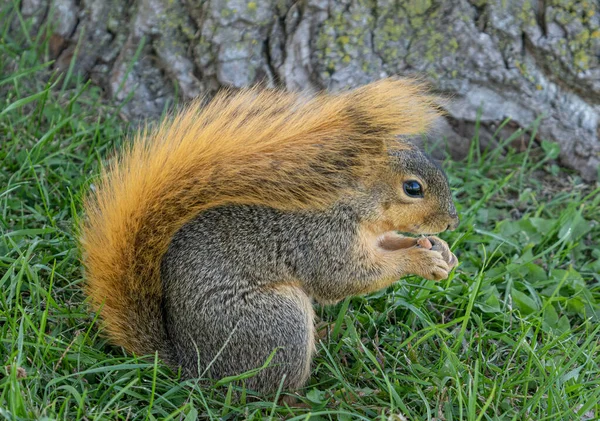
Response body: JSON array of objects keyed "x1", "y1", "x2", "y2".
[
  {"x1": 398, "y1": 139, "x2": 418, "y2": 150},
  {"x1": 387, "y1": 147, "x2": 419, "y2": 170},
  {"x1": 388, "y1": 145, "x2": 442, "y2": 176},
  {"x1": 387, "y1": 141, "x2": 419, "y2": 159},
  {"x1": 387, "y1": 140, "x2": 417, "y2": 157}
]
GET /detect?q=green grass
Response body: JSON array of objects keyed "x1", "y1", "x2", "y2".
[{"x1": 1, "y1": 3, "x2": 600, "y2": 420}]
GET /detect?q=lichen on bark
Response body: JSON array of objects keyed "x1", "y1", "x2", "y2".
[{"x1": 12, "y1": 0, "x2": 600, "y2": 180}]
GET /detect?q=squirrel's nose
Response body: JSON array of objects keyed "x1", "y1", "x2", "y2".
[{"x1": 447, "y1": 214, "x2": 459, "y2": 231}]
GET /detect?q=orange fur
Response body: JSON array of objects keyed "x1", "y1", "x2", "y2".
[{"x1": 79, "y1": 78, "x2": 441, "y2": 355}]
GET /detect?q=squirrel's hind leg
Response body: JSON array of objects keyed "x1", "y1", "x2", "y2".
[
  {"x1": 221, "y1": 282, "x2": 315, "y2": 393},
  {"x1": 167, "y1": 281, "x2": 315, "y2": 394},
  {"x1": 257, "y1": 282, "x2": 316, "y2": 391}
]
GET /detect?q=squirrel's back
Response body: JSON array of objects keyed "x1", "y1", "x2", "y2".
[{"x1": 79, "y1": 79, "x2": 441, "y2": 368}]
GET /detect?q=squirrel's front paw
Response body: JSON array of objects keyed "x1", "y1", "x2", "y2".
[
  {"x1": 407, "y1": 247, "x2": 450, "y2": 281},
  {"x1": 419, "y1": 236, "x2": 458, "y2": 270}
]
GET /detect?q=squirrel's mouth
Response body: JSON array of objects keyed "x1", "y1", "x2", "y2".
[{"x1": 398, "y1": 223, "x2": 447, "y2": 236}]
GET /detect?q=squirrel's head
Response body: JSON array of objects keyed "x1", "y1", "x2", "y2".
[{"x1": 375, "y1": 146, "x2": 459, "y2": 235}]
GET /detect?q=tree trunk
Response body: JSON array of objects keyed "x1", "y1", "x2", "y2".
[{"x1": 14, "y1": 0, "x2": 600, "y2": 180}]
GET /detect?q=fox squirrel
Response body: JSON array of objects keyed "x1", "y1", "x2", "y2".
[{"x1": 80, "y1": 79, "x2": 459, "y2": 394}]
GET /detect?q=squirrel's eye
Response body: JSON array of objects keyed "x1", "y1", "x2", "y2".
[{"x1": 403, "y1": 180, "x2": 423, "y2": 198}]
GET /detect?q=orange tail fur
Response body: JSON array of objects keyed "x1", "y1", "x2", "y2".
[{"x1": 79, "y1": 78, "x2": 440, "y2": 359}]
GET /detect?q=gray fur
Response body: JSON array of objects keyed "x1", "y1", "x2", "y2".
[
  {"x1": 162, "y1": 202, "x2": 364, "y2": 392},
  {"x1": 160, "y1": 149, "x2": 457, "y2": 393}
]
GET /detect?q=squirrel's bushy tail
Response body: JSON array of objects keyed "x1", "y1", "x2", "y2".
[{"x1": 79, "y1": 78, "x2": 440, "y2": 360}]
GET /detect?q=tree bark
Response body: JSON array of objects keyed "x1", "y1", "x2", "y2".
[{"x1": 13, "y1": 0, "x2": 600, "y2": 180}]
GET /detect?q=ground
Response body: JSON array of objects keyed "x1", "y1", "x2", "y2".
[{"x1": 1, "y1": 7, "x2": 599, "y2": 421}]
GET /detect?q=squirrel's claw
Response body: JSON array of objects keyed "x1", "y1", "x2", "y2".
[{"x1": 426, "y1": 236, "x2": 459, "y2": 270}]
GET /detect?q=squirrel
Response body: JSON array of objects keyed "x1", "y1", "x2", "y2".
[{"x1": 79, "y1": 78, "x2": 459, "y2": 394}]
